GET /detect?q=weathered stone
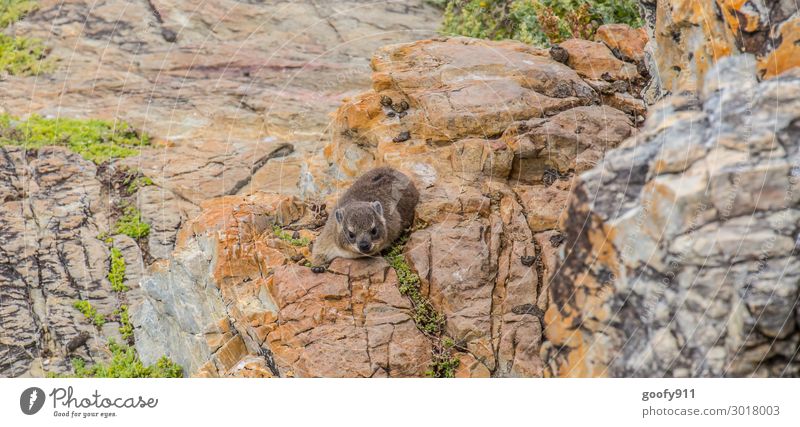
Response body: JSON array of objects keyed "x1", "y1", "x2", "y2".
[
  {"x1": 639, "y1": 0, "x2": 800, "y2": 98},
  {"x1": 595, "y1": 24, "x2": 648, "y2": 62},
  {"x1": 0, "y1": 147, "x2": 150, "y2": 377},
  {"x1": 543, "y1": 56, "x2": 800, "y2": 378}
]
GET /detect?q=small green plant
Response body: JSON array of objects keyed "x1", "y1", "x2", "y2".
[
  {"x1": 114, "y1": 305, "x2": 134, "y2": 341},
  {"x1": 0, "y1": 33, "x2": 51, "y2": 75},
  {"x1": 114, "y1": 205, "x2": 150, "y2": 239},
  {"x1": 57, "y1": 340, "x2": 183, "y2": 378},
  {"x1": 97, "y1": 232, "x2": 113, "y2": 244},
  {"x1": 440, "y1": 0, "x2": 643, "y2": 47},
  {"x1": 1, "y1": 0, "x2": 37, "y2": 28},
  {"x1": 385, "y1": 237, "x2": 445, "y2": 335},
  {"x1": 1, "y1": 1, "x2": 54, "y2": 76},
  {"x1": 272, "y1": 225, "x2": 310, "y2": 246},
  {"x1": 385, "y1": 237, "x2": 459, "y2": 377},
  {"x1": 124, "y1": 174, "x2": 154, "y2": 195},
  {"x1": 426, "y1": 338, "x2": 460, "y2": 378},
  {"x1": 108, "y1": 247, "x2": 127, "y2": 292},
  {"x1": 0, "y1": 114, "x2": 149, "y2": 163},
  {"x1": 73, "y1": 300, "x2": 105, "y2": 328}
]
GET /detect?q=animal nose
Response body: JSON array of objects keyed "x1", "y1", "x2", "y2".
[{"x1": 357, "y1": 241, "x2": 371, "y2": 252}]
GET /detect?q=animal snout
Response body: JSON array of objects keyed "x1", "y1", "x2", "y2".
[{"x1": 357, "y1": 240, "x2": 372, "y2": 253}]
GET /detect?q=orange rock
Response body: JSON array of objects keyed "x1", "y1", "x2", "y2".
[
  {"x1": 559, "y1": 38, "x2": 640, "y2": 82},
  {"x1": 595, "y1": 24, "x2": 648, "y2": 62}
]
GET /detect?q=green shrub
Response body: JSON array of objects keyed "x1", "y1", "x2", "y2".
[
  {"x1": 426, "y1": 338, "x2": 460, "y2": 378},
  {"x1": 114, "y1": 205, "x2": 150, "y2": 239},
  {"x1": 0, "y1": 114, "x2": 149, "y2": 163},
  {"x1": 108, "y1": 247, "x2": 127, "y2": 292},
  {"x1": 73, "y1": 300, "x2": 105, "y2": 328},
  {"x1": 62, "y1": 340, "x2": 183, "y2": 378},
  {"x1": 385, "y1": 237, "x2": 459, "y2": 377},
  {"x1": 114, "y1": 305, "x2": 134, "y2": 341},
  {"x1": 440, "y1": 0, "x2": 642, "y2": 46}
]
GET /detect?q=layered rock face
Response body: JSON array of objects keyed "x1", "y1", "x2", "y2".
[
  {"x1": 0, "y1": 147, "x2": 150, "y2": 376},
  {"x1": 1, "y1": 0, "x2": 441, "y2": 257},
  {"x1": 543, "y1": 55, "x2": 800, "y2": 377},
  {"x1": 132, "y1": 32, "x2": 646, "y2": 377},
  {"x1": 640, "y1": 0, "x2": 800, "y2": 98},
  {"x1": 0, "y1": 0, "x2": 441, "y2": 377}
]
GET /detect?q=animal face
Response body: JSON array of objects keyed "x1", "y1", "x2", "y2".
[{"x1": 335, "y1": 201, "x2": 386, "y2": 255}]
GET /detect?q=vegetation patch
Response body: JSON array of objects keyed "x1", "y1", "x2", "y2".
[
  {"x1": 0, "y1": 114, "x2": 150, "y2": 163},
  {"x1": 1, "y1": 0, "x2": 54, "y2": 76},
  {"x1": 114, "y1": 305, "x2": 134, "y2": 342},
  {"x1": 108, "y1": 247, "x2": 128, "y2": 292},
  {"x1": 273, "y1": 225, "x2": 310, "y2": 246},
  {"x1": 52, "y1": 340, "x2": 183, "y2": 378},
  {"x1": 440, "y1": 0, "x2": 643, "y2": 46},
  {"x1": 73, "y1": 300, "x2": 105, "y2": 328},
  {"x1": 114, "y1": 205, "x2": 150, "y2": 239},
  {"x1": 385, "y1": 237, "x2": 459, "y2": 377},
  {"x1": 124, "y1": 174, "x2": 154, "y2": 195},
  {"x1": 427, "y1": 337, "x2": 460, "y2": 378}
]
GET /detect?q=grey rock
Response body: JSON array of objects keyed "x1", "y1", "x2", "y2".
[{"x1": 544, "y1": 56, "x2": 800, "y2": 377}]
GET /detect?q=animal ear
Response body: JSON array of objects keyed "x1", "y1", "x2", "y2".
[
  {"x1": 371, "y1": 201, "x2": 383, "y2": 216},
  {"x1": 334, "y1": 208, "x2": 344, "y2": 224}
]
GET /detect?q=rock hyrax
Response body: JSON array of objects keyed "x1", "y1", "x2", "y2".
[{"x1": 310, "y1": 167, "x2": 419, "y2": 272}]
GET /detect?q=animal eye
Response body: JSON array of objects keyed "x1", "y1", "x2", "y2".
[
  {"x1": 347, "y1": 231, "x2": 355, "y2": 240},
  {"x1": 370, "y1": 227, "x2": 378, "y2": 236}
]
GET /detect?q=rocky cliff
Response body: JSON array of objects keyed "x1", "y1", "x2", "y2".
[
  {"x1": 543, "y1": 55, "x2": 800, "y2": 377},
  {"x1": 0, "y1": 0, "x2": 442, "y2": 377},
  {"x1": 4, "y1": 0, "x2": 800, "y2": 379},
  {"x1": 131, "y1": 31, "x2": 647, "y2": 377}
]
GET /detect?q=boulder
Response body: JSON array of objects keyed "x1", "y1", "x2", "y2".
[{"x1": 542, "y1": 55, "x2": 800, "y2": 377}]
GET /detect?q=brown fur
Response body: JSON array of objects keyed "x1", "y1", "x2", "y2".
[{"x1": 311, "y1": 167, "x2": 419, "y2": 271}]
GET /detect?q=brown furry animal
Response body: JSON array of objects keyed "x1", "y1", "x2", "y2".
[{"x1": 310, "y1": 167, "x2": 418, "y2": 272}]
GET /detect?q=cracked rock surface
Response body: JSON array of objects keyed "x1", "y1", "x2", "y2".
[
  {"x1": 639, "y1": 0, "x2": 800, "y2": 99},
  {"x1": 132, "y1": 32, "x2": 645, "y2": 377},
  {"x1": 542, "y1": 55, "x2": 800, "y2": 377},
  {"x1": 0, "y1": 146, "x2": 146, "y2": 376}
]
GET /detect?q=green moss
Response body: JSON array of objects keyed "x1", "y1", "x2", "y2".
[
  {"x1": 73, "y1": 300, "x2": 105, "y2": 328},
  {"x1": 108, "y1": 247, "x2": 127, "y2": 292},
  {"x1": 440, "y1": 0, "x2": 643, "y2": 47},
  {"x1": 272, "y1": 225, "x2": 310, "y2": 246},
  {"x1": 385, "y1": 237, "x2": 459, "y2": 377},
  {"x1": 0, "y1": 114, "x2": 149, "y2": 163},
  {"x1": 114, "y1": 305, "x2": 134, "y2": 342},
  {"x1": 114, "y1": 205, "x2": 150, "y2": 239},
  {"x1": 56, "y1": 340, "x2": 183, "y2": 378}
]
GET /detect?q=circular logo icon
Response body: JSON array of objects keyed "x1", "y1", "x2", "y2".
[{"x1": 20, "y1": 387, "x2": 45, "y2": 415}]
